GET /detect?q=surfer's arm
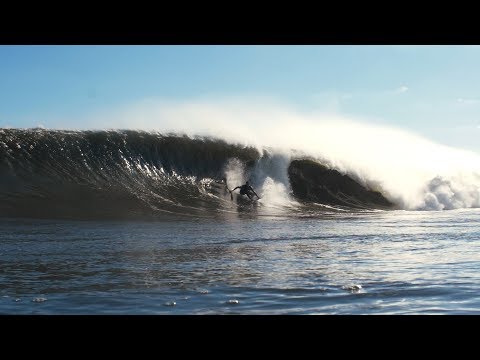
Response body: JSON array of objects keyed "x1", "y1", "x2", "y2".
[
  {"x1": 228, "y1": 186, "x2": 240, "y2": 201},
  {"x1": 249, "y1": 186, "x2": 260, "y2": 199}
]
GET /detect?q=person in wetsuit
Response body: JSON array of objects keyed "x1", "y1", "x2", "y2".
[{"x1": 231, "y1": 181, "x2": 260, "y2": 200}]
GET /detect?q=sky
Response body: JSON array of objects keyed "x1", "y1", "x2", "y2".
[{"x1": 1, "y1": 45, "x2": 479, "y2": 154}]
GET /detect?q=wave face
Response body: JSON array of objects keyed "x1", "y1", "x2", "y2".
[
  {"x1": 0, "y1": 129, "x2": 398, "y2": 220},
  {"x1": 0, "y1": 129, "x2": 262, "y2": 219}
]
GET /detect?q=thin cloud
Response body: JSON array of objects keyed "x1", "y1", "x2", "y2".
[
  {"x1": 457, "y1": 98, "x2": 480, "y2": 104},
  {"x1": 395, "y1": 85, "x2": 409, "y2": 93}
]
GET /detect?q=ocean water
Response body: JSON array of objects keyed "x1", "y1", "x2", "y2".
[
  {"x1": 1, "y1": 209, "x2": 479, "y2": 315},
  {"x1": 1, "y1": 129, "x2": 480, "y2": 314}
]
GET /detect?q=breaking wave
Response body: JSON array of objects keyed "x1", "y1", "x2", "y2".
[{"x1": 0, "y1": 128, "x2": 478, "y2": 219}]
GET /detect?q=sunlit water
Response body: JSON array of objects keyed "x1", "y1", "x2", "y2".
[{"x1": 1, "y1": 209, "x2": 480, "y2": 314}]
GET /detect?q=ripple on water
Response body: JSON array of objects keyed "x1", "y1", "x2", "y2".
[
  {"x1": 32, "y1": 297, "x2": 48, "y2": 303},
  {"x1": 342, "y1": 285, "x2": 363, "y2": 293}
]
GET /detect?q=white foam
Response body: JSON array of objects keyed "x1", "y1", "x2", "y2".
[{"x1": 224, "y1": 158, "x2": 246, "y2": 190}]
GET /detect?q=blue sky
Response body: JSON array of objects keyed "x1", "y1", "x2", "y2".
[{"x1": 1, "y1": 45, "x2": 479, "y2": 153}]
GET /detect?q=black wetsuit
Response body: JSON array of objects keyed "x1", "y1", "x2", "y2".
[
  {"x1": 232, "y1": 183, "x2": 257, "y2": 200},
  {"x1": 239, "y1": 184, "x2": 251, "y2": 195}
]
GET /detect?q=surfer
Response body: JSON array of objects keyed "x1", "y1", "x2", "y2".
[{"x1": 230, "y1": 181, "x2": 260, "y2": 200}]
